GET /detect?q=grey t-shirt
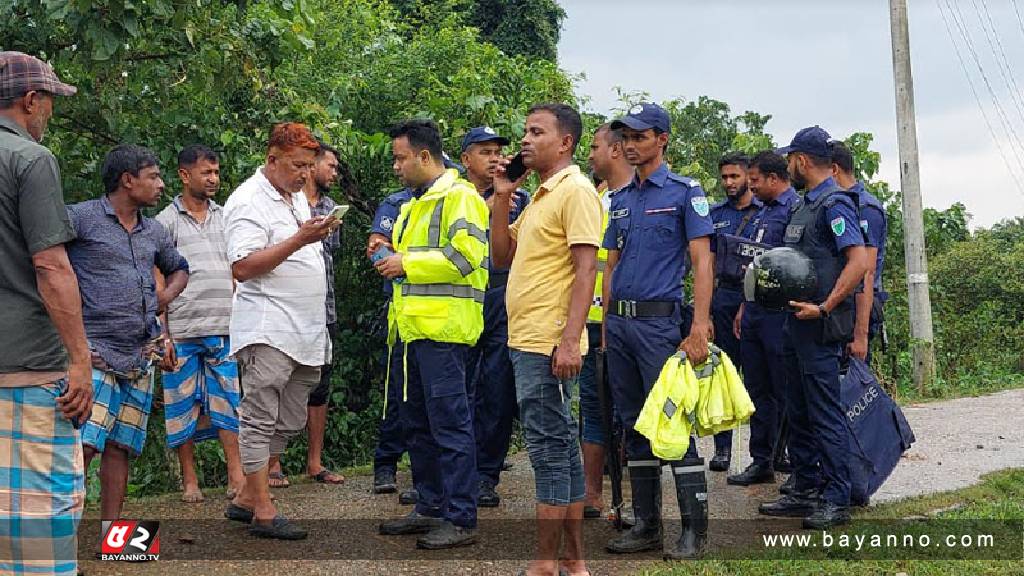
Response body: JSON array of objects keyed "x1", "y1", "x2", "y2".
[{"x1": 0, "y1": 116, "x2": 76, "y2": 375}]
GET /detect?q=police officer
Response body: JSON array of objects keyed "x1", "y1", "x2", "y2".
[
  {"x1": 367, "y1": 188, "x2": 419, "y2": 505},
  {"x1": 459, "y1": 126, "x2": 529, "y2": 508},
  {"x1": 830, "y1": 140, "x2": 887, "y2": 364},
  {"x1": 758, "y1": 127, "x2": 870, "y2": 529},
  {"x1": 376, "y1": 119, "x2": 489, "y2": 549},
  {"x1": 707, "y1": 152, "x2": 761, "y2": 471},
  {"x1": 602, "y1": 103, "x2": 715, "y2": 558},
  {"x1": 581, "y1": 123, "x2": 634, "y2": 517},
  {"x1": 727, "y1": 151, "x2": 800, "y2": 487}
]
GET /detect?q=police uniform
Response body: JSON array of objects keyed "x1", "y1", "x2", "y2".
[
  {"x1": 602, "y1": 105, "x2": 715, "y2": 557},
  {"x1": 776, "y1": 174, "x2": 864, "y2": 522},
  {"x1": 382, "y1": 168, "x2": 489, "y2": 544},
  {"x1": 467, "y1": 186, "x2": 528, "y2": 499},
  {"x1": 728, "y1": 187, "x2": 800, "y2": 484},
  {"x1": 371, "y1": 188, "x2": 415, "y2": 488},
  {"x1": 708, "y1": 195, "x2": 762, "y2": 462},
  {"x1": 848, "y1": 181, "x2": 887, "y2": 361}
]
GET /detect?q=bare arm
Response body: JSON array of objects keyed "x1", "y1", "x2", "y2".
[
  {"x1": 552, "y1": 244, "x2": 598, "y2": 379},
  {"x1": 158, "y1": 269, "x2": 188, "y2": 310},
  {"x1": 32, "y1": 244, "x2": 92, "y2": 422},
  {"x1": 681, "y1": 236, "x2": 713, "y2": 365},
  {"x1": 489, "y1": 160, "x2": 527, "y2": 268},
  {"x1": 823, "y1": 245, "x2": 870, "y2": 313}
]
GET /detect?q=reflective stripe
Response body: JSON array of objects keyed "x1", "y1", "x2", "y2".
[
  {"x1": 401, "y1": 283, "x2": 485, "y2": 303},
  {"x1": 441, "y1": 244, "x2": 474, "y2": 276},
  {"x1": 672, "y1": 465, "x2": 705, "y2": 475},
  {"x1": 596, "y1": 260, "x2": 607, "y2": 273},
  {"x1": 448, "y1": 219, "x2": 487, "y2": 243},
  {"x1": 627, "y1": 460, "x2": 661, "y2": 468},
  {"x1": 427, "y1": 200, "x2": 445, "y2": 247}
]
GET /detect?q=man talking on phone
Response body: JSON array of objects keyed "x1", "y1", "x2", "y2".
[{"x1": 490, "y1": 103, "x2": 601, "y2": 576}]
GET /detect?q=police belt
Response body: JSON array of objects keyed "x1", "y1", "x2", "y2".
[
  {"x1": 715, "y1": 278, "x2": 744, "y2": 291},
  {"x1": 610, "y1": 300, "x2": 676, "y2": 318},
  {"x1": 487, "y1": 270, "x2": 509, "y2": 289}
]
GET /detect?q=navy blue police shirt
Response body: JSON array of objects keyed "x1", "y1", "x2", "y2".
[
  {"x1": 602, "y1": 163, "x2": 715, "y2": 302},
  {"x1": 806, "y1": 177, "x2": 865, "y2": 253},
  {"x1": 744, "y1": 187, "x2": 801, "y2": 318},
  {"x1": 711, "y1": 196, "x2": 762, "y2": 241},
  {"x1": 848, "y1": 181, "x2": 887, "y2": 294},
  {"x1": 371, "y1": 188, "x2": 415, "y2": 294}
]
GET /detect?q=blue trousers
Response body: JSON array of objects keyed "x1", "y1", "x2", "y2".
[
  {"x1": 374, "y1": 344, "x2": 407, "y2": 474},
  {"x1": 606, "y1": 311, "x2": 699, "y2": 463},
  {"x1": 578, "y1": 323, "x2": 606, "y2": 446},
  {"x1": 399, "y1": 340, "x2": 478, "y2": 528},
  {"x1": 739, "y1": 303, "x2": 787, "y2": 466},
  {"x1": 783, "y1": 316, "x2": 851, "y2": 506},
  {"x1": 467, "y1": 285, "x2": 517, "y2": 487}
]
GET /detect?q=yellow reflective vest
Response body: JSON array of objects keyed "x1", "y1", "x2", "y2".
[
  {"x1": 387, "y1": 169, "x2": 489, "y2": 347},
  {"x1": 635, "y1": 347, "x2": 756, "y2": 460},
  {"x1": 588, "y1": 185, "x2": 611, "y2": 323}
]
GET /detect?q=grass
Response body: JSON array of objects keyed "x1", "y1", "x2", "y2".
[{"x1": 635, "y1": 468, "x2": 1024, "y2": 576}]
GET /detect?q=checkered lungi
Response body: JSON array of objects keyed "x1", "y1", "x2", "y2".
[
  {"x1": 80, "y1": 367, "x2": 154, "y2": 457},
  {"x1": 162, "y1": 336, "x2": 240, "y2": 448}
]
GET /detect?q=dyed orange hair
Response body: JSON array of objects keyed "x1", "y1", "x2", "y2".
[{"x1": 267, "y1": 122, "x2": 320, "y2": 154}]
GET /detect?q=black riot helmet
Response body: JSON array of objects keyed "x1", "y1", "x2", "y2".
[{"x1": 743, "y1": 247, "x2": 819, "y2": 311}]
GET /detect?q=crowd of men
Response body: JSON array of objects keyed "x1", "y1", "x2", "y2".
[{"x1": 0, "y1": 51, "x2": 886, "y2": 576}]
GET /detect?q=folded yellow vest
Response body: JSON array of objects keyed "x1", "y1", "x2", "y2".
[{"x1": 635, "y1": 347, "x2": 756, "y2": 460}]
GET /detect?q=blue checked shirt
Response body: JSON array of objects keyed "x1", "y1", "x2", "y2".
[{"x1": 67, "y1": 195, "x2": 189, "y2": 373}]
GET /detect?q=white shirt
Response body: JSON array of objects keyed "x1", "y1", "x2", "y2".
[{"x1": 224, "y1": 167, "x2": 330, "y2": 366}]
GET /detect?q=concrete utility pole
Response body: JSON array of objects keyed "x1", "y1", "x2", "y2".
[{"x1": 889, "y1": 0, "x2": 936, "y2": 394}]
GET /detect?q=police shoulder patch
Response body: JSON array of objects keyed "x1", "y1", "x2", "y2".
[
  {"x1": 831, "y1": 216, "x2": 846, "y2": 236},
  {"x1": 691, "y1": 196, "x2": 710, "y2": 217},
  {"x1": 380, "y1": 216, "x2": 394, "y2": 231}
]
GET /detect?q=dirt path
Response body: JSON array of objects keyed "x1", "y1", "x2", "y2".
[{"x1": 79, "y1": 388, "x2": 1024, "y2": 576}]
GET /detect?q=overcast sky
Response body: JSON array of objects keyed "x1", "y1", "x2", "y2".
[{"x1": 557, "y1": 0, "x2": 1024, "y2": 228}]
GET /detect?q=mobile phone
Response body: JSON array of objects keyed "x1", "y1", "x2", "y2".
[
  {"x1": 505, "y1": 153, "x2": 527, "y2": 181},
  {"x1": 327, "y1": 204, "x2": 349, "y2": 221},
  {"x1": 370, "y1": 245, "x2": 404, "y2": 283}
]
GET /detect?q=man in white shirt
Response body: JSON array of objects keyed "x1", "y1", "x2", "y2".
[{"x1": 222, "y1": 122, "x2": 337, "y2": 540}]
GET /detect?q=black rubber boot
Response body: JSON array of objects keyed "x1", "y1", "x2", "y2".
[
  {"x1": 665, "y1": 459, "x2": 708, "y2": 560},
  {"x1": 606, "y1": 463, "x2": 662, "y2": 554}
]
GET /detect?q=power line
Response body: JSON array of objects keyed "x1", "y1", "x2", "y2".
[
  {"x1": 946, "y1": 0, "x2": 1024, "y2": 171},
  {"x1": 937, "y1": 0, "x2": 1024, "y2": 194},
  {"x1": 971, "y1": 0, "x2": 1024, "y2": 134},
  {"x1": 1012, "y1": 0, "x2": 1024, "y2": 40}
]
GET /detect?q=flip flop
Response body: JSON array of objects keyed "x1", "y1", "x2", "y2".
[
  {"x1": 583, "y1": 505, "x2": 602, "y2": 519},
  {"x1": 310, "y1": 469, "x2": 345, "y2": 485},
  {"x1": 268, "y1": 471, "x2": 290, "y2": 488},
  {"x1": 226, "y1": 488, "x2": 275, "y2": 501}
]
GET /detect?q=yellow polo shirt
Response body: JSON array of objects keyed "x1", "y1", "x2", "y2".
[{"x1": 507, "y1": 164, "x2": 602, "y2": 355}]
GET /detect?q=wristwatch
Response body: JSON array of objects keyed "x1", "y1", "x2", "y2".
[{"x1": 817, "y1": 304, "x2": 830, "y2": 318}]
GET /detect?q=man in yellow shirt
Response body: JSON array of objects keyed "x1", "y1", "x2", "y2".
[{"x1": 491, "y1": 103, "x2": 602, "y2": 576}]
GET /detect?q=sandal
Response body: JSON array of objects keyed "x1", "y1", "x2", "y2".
[
  {"x1": 248, "y1": 515, "x2": 308, "y2": 540},
  {"x1": 225, "y1": 503, "x2": 254, "y2": 523},
  {"x1": 310, "y1": 468, "x2": 345, "y2": 485},
  {"x1": 268, "y1": 471, "x2": 290, "y2": 488}
]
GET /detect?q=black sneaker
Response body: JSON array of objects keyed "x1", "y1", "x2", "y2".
[
  {"x1": 802, "y1": 501, "x2": 850, "y2": 529},
  {"x1": 373, "y1": 469, "x2": 397, "y2": 494},
  {"x1": 758, "y1": 491, "x2": 820, "y2": 518},
  {"x1": 726, "y1": 462, "x2": 775, "y2": 486},
  {"x1": 399, "y1": 488, "x2": 418, "y2": 505},
  {"x1": 416, "y1": 521, "x2": 477, "y2": 549},
  {"x1": 379, "y1": 511, "x2": 443, "y2": 535},
  {"x1": 478, "y1": 481, "x2": 500, "y2": 508}
]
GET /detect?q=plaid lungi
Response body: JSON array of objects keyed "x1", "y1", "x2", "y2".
[
  {"x1": 80, "y1": 367, "x2": 154, "y2": 457},
  {"x1": 0, "y1": 379, "x2": 85, "y2": 576},
  {"x1": 162, "y1": 336, "x2": 240, "y2": 448}
]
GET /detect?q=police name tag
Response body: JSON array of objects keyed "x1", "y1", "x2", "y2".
[
  {"x1": 610, "y1": 208, "x2": 629, "y2": 219},
  {"x1": 784, "y1": 224, "x2": 804, "y2": 242},
  {"x1": 739, "y1": 242, "x2": 768, "y2": 258},
  {"x1": 713, "y1": 220, "x2": 730, "y2": 230},
  {"x1": 645, "y1": 207, "x2": 677, "y2": 215}
]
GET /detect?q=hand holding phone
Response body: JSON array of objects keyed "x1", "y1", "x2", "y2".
[
  {"x1": 504, "y1": 153, "x2": 527, "y2": 181},
  {"x1": 327, "y1": 204, "x2": 349, "y2": 221}
]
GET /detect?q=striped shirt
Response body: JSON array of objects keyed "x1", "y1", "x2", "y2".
[
  {"x1": 223, "y1": 167, "x2": 330, "y2": 367},
  {"x1": 155, "y1": 196, "x2": 233, "y2": 339}
]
